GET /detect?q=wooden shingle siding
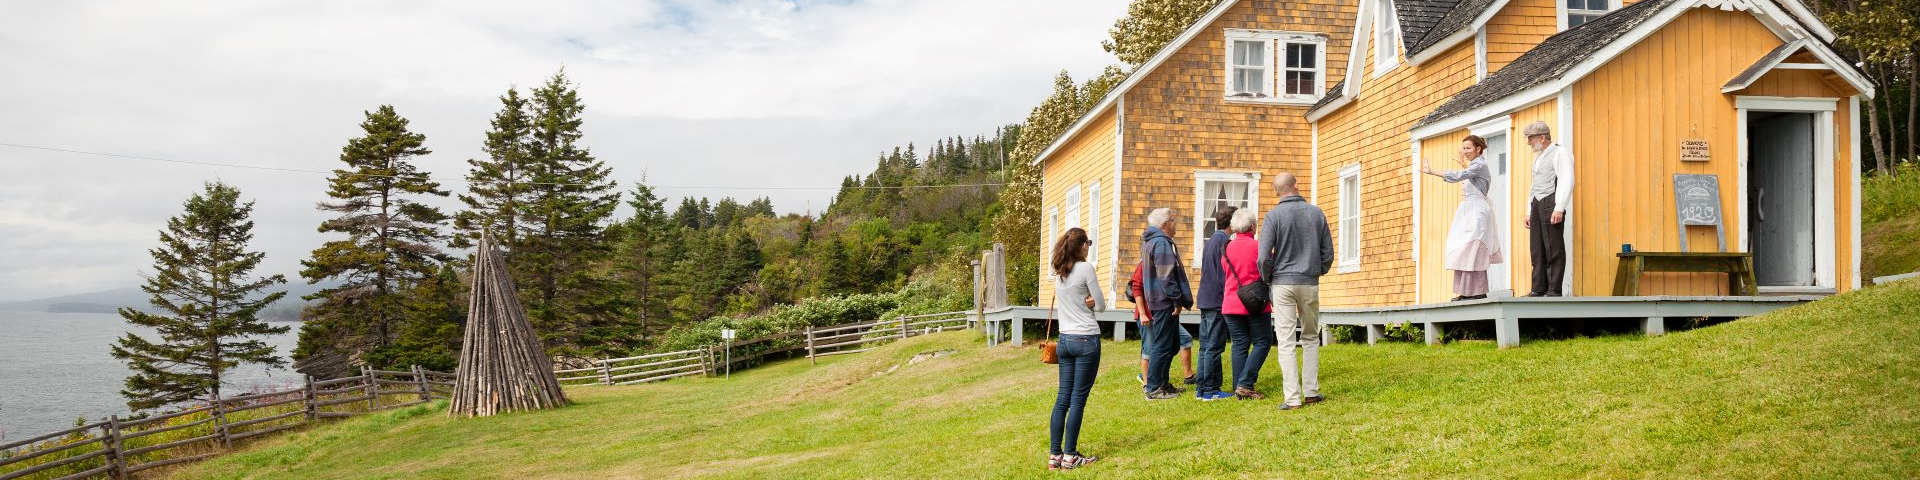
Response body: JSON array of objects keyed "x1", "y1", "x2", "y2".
[
  {"x1": 1038, "y1": 109, "x2": 1119, "y2": 306},
  {"x1": 1569, "y1": 7, "x2": 1858, "y2": 295},
  {"x1": 1113, "y1": 0, "x2": 1359, "y2": 310},
  {"x1": 1314, "y1": 18, "x2": 1480, "y2": 307},
  {"x1": 1482, "y1": 0, "x2": 1558, "y2": 75}
]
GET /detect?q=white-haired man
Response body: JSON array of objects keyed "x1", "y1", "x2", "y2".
[
  {"x1": 1138, "y1": 207, "x2": 1192, "y2": 400},
  {"x1": 1521, "y1": 121, "x2": 1573, "y2": 297}
]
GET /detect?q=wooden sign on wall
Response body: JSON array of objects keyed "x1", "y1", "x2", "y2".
[{"x1": 1681, "y1": 139, "x2": 1711, "y2": 162}]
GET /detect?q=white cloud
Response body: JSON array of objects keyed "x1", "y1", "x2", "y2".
[{"x1": 0, "y1": 0, "x2": 1127, "y2": 299}]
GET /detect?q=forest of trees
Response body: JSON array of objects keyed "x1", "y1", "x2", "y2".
[{"x1": 118, "y1": 0, "x2": 1920, "y2": 407}]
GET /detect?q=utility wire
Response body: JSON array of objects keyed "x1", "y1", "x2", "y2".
[{"x1": 1, "y1": 141, "x2": 1036, "y2": 190}]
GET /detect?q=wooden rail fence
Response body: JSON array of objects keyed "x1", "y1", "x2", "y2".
[
  {"x1": 0, "y1": 366, "x2": 453, "y2": 480},
  {"x1": 3, "y1": 312, "x2": 977, "y2": 478},
  {"x1": 559, "y1": 311, "x2": 974, "y2": 386}
]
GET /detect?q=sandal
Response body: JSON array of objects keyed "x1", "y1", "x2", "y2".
[
  {"x1": 1047, "y1": 454, "x2": 1063, "y2": 471},
  {"x1": 1062, "y1": 454, "x2": 1100, "y2": 469}
]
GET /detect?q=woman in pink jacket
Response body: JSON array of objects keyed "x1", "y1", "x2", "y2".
[{"x1": 1219, "y1": 208, "x2": 1276, "y2": 400}]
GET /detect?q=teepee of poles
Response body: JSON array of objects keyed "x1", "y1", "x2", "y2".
[{"x1": 450, "y1": 233, "x2": 569, "y2": 417}]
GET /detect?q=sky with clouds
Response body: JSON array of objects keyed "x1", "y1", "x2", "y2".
[{"x1": 0, "y1": 0, "x2": 1128, "y2": 300}]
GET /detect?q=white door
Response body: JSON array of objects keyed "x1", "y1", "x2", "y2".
[{"x1": 1485, "y1": 133, "x2": 1513, "y2": 296}]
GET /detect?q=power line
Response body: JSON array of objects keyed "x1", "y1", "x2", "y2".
[{"x1": 0, "y1": 141, "x2": 1036, "y2": 191}]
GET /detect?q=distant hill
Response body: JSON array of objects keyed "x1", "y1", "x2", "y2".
[{"x1": 0, "y1": 281, "x2": 338, "y2": 321}]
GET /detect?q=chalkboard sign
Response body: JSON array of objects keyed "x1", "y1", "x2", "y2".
[{"x1": 1672, "y1": 174, "x2": 1726, "y2": 251}]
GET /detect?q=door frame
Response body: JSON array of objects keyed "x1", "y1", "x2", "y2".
[
  {"x1": 1734, "y1": 95, "x2": 1837, "y2": 293},
  {"x1": 1470, "y1": 116, "x2": 1515, "y2": 296}
]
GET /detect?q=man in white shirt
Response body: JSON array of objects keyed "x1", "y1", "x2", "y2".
[{"x1": 1521, "y1": 121, "x2": 1572, "y2": 296}]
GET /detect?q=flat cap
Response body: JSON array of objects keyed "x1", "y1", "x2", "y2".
[{"x1": 1522, "y1": 121, "x2": 1551, "y2": 137}]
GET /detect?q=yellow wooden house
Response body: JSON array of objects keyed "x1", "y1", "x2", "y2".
[{"x1": 1027, "y1": 0, "x2": 1871, "y2": 343}]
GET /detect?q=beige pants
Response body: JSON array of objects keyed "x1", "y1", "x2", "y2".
[{"x1": 1270, "y1": 284, "x2": 1321, "y2": 407}]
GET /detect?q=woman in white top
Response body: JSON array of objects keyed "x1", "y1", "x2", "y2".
[
  {"x1": 1047, "y1": 227, "x2": 1104, "y2": 470},
  {"x1": 1420, "y1": 135, "x2": 1504, "y2": 301}
]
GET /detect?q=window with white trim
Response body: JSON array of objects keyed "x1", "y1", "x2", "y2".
[
  {"x1": 1224, "y1": 30, "x2": 1327, "y2": 104},
  {"x1": 1088, "y1": 181, "x2": 1101, "y2": 267},
  {"x1": 1337, "y1": 165, "x2": 1363, "y2": 270},
  {"x1": 1374, "y1": 0, "x2": 1401, "y2": 73},
  {"x1": 1192, "y1": 171, "x2": 1261, "y2": 264},
  {"x1": 1065, "y1": 184, "x2": 1082, "y2": 229},
  {"x1": 1565, "y1": 0, "x2": 1610, "y2": 28},
  {"x1": 1047, "y1": 206, "x2": 1059, "y2": 278}
]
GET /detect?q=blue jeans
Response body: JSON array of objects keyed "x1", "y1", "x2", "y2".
[
  {"x1": 1143, "y1": 308, "x2": 1182, "y2": 393},
  {"x1": 1224, "y1": 312, "x2": 1276, "y2": 390},
  {"x1": 1137, "y1": 316, "x2": 1192, "y2": 359},
  {"x1": 1049, "y1": 334, "x2": 1101, "y2": 456},
  {"x1": 1195, "y1": 309, "x2": 1228, "y2": 395}
]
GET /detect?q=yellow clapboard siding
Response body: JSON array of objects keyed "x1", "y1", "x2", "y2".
[
  {"x1": 1569, "y1": 7, "x2": 1857, "y2": 295},
  {"x1": 1038, "y1": 109, "x2": 1119, "y2": 306}
]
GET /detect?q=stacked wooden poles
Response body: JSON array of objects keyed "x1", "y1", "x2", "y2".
[{"x1": 450, "y1": 233, "x2": 569, "y2": 417}]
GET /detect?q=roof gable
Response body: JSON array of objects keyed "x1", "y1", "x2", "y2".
[{"x1": 1031, "y1": 0, "x2": 1248, "y2": 166}]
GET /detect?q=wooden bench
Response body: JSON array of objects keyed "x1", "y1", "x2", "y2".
[{"x1": 1613, "y1": 252, "x2": 1758, "y2": 296}]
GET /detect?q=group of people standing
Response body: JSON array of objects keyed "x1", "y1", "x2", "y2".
[
  {"x1": 1044, "y1": 173, "x2": 1332, "y2": 470},
  {"x1": 1041, "y1": 121, "x2": 1574, "y2": 471}
]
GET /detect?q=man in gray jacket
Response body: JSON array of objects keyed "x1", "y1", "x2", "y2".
[{"x1": 1256, "y1": 173, "x2": 1334, "y2": 410}]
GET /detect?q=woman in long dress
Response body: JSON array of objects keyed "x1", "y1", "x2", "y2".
[{"x1": 1421, "y1": 135, "x2": 1503, "y2": 301}]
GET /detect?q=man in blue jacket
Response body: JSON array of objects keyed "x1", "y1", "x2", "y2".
[
  {"x1": 1193, "y1": 206, "x2": 1236, "y2": 401},
  {"x1": 1139, "y1": 208, "x2": 1193, "y2": 400}
]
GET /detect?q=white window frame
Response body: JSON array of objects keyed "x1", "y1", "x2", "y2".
[
  {"x1": 1337, "y1": 164, "x2": 1364, "y2": 272},
  {"x1": 1088, "y1": 181, "x2": 1101, "y2": 267},
  {"x1": 1561, "y1": 0, "x2": 1612, "y2": 30},
  {"x1": 1192, "y1": 170, "x2": 1262, "y2": 265},
  {"x1": 1047, "y1": 206, "x2": 1060, "y2": 279},
  {"x1": 1223, "y1": 29, "x2": 1328, "y2": 105},
  {"x1": 1064, "y1": 184, "x2": 1082, "y2": 229},
  {"x1": 1373, "y1": 0, "x2": 1401, "y2": 76}
]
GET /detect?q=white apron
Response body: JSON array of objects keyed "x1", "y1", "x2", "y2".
[{"x1": 1444, "y1": 159, "x2": 1503, "y2": 272}]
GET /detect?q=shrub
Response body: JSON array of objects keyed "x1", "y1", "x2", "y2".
[{"x1": 1864, "y1": 161, "x2": 1920, "y2": 224}]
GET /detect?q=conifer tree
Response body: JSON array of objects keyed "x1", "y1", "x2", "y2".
[
  {"x1": 297, "y1": 105, "x2": 451, "y2": 366},
  {"x1": 453, "y1": 87, "x2": 534, "y2": 249},
  {"x1": 515, "y1": 70, "x2": 620, "y2": 349},
  {"x1": 112, "y1": 182, "x2": 289, "y2": 410}
]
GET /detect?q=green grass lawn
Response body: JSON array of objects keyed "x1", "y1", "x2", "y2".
[{"x1": 173, "y1": 281, "x2": 1920, "y2": 479}]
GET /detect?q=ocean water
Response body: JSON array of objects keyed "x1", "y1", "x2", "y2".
[{"x1": 0, "y1": 312, "x2": 302, "y2": 442}]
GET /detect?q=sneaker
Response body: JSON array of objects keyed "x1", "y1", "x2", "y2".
[
  {"x1": 1199, "y1": 391, "x2": 1234, "y2": 401},
  {"x1": 1304, "y1": 394, "x2": 1325, "y2": 404},
  {"x1": 1057, "y1": 454, "x2": 1099, "y2": 469},
  {"x1": 1158, "y1": 385, "x2": 1185, "y2": 395},
  {"x1": 1047, "y1": 455, "x2": 1063, "y2": 471},
  {"x1": 1136, "y1": 374, "x2": 1145, "y2": 386},
  {"x1": 1278, "y1": 403, "x2": 1303, "y2": 411},
  {"x1": 1233, "y1": 387, "x2": 1266, "y2": 400},
  {"x1": 1182, "y1": 375, "x2": 1197, "y2": 385},
  {"x1": 1146, "y1": 389, "x2": 1180, "y2": 400}
]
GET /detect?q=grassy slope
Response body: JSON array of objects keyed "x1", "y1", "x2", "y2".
[
  {"x1": 1865, "y1": 214, "x2": 1920, "y2": 281},
  {"x1": 175, "y1": 282, "x2": 1920, "y2": 479}
]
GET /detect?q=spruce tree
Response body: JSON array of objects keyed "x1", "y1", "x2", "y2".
[
  {"x1": 297, "y1": 105, "x2": 452, "y2": 367},
  {"x1": 453, "y1": 87, "x2": 534, "y2": 249},
  {"x1": 112, "y1": 182, "x2": 289, "y2": 410},
  {"x1": 605, "y1": 181, "x2": 674, "y2": 340},
  {"x1": 516, "y1": 70, "x2": 620, "y2": 350}
]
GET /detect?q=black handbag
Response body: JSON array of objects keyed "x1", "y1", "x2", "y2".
[{"x1": 1224, "y1": 253, "x2": 1269, "y2": 308}]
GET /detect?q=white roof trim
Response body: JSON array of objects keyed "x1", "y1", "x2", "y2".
[
  {"x1": 1412, "y1": 0, "x2": 1871, "y2": 139},
  {"x1": 1030, "y1": 0, "x2": 1247, "y2": 166},
  {"x1": 1772, "y1": 0, "x2": 1835, "y2": 42},
  {"x1": 1305, "y1": 93, "x2": 1354, "y2": 122}
]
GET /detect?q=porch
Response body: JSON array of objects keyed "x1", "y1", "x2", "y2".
[{"x1": 978, "y1": 295, "x2": 1823, "y2": 349}]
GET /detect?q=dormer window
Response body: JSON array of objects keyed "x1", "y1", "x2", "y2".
[
  {"x1": 1374, "y1": 0, "x2": 1401, "y2": 73},
  {"x1": 1223, "y1": 29, "x2": 1327, "y2": 104},
  {"x1": 1565, "y1": 0, "x2": 1611, "y2": 28}
]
